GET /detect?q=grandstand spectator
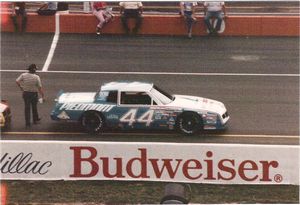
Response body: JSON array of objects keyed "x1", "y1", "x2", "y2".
[
  {"x1": 11, "y1": 2, "x2": 27, "y2": 32},
  {"x1": 119, "y1": 1, "x2": 143, "y2": 35},
  {"x1": 91, "y1": 2, "x2": 114, "y2": 36},
  {"x1": 37, "y1": 2, "x2": 57, "y2": 16},
  {"x1": 203, "y1": 1, "x2": 227, "y2": 35},
  {"x1": 57, "y1": 2, "x2": 69, "y2": 12},
  {"x1": 180, "y1": 1, "x2": 197, "y2": 39}
]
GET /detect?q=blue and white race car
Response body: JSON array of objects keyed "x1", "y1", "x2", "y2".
[{"x1": 51, "y1": 81, "x2": 229, "y2": 134}]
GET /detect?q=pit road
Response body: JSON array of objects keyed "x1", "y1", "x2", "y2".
[{"x1": 1, "y1": 33, "x2": 299, "y2": 145}]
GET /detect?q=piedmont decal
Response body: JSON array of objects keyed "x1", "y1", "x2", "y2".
[
  {"x1": 59, "y1": 103, "x2": 115, "y2": 112},
  {"x1": 0, "y1": 141, "x2": 299, "y2": 185}
]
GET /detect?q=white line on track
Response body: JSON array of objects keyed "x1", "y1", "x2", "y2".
[
  {"x1": 42, "y1": 13, "x2": 60, "y2": 72},
  {"x1": 1, "y1": 70, "x2": 299, "y2": 77},
  {"x1": 1, "y1": 132, "x2": 299, "y2": 139}
]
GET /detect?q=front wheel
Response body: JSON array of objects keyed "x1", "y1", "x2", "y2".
[
  {"x1": 176, "y1": 112, "x2": 203, "y2": 135},
  {"x1": 81, "y1": 112, "x2": 104, "y2": 134}
]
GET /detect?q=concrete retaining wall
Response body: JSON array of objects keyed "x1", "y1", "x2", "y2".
[{"x1": 1, "y1": 12, "x2": 299, "y2": 36}]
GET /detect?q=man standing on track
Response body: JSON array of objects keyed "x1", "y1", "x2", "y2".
[{"x1": 16, "y1": 64, "x2": 45, "y2": 128}]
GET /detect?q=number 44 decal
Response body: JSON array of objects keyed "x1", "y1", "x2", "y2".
[{"x1": 120, "y1": 109, "x2": 154, "y2": 126}]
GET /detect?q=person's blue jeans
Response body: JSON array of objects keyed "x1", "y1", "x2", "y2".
[
  {"x1": 184, "y1": 11, "x2": 195, "y2": 33},
  {"x1": 204, "y1": 11, "x2": 223, "y2": 32}
]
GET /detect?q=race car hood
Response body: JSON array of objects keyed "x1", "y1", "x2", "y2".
[
  {"x1": 57, "y1": 92, "x2": 96, "y2": 103},
  {"x1": 169, "y1": 95, "x2": 227, "y2": 115}
]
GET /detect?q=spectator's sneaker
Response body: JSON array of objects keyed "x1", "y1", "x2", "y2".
[
  {"x1": 96, "y1": 27, "x2": 101, "y2": 35},
  {"x1": 212, "y1": 29, "x2": 219, "y2": 36},
  {"x1": 188, "y1": 32, "x2": 192, "y2": 39},
  {"x1": 208, "y1": 29, "x2": 214, "y2": 35}
]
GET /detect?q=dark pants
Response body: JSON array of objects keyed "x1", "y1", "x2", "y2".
[
  {"x1": 11, "y1": 10, "x2": 27, "y2": 32},
  {"x1": 121, "y1": 9, "x2": 142, "y2": 33},
  {"x1": 37, "y1": 9, "x2": 56, "y2": 16},
  {"x1": 23, "y1": 91, "x2": 39, "y2": 126},
  {"x1": 204, "y1": 11, "x2": 223, "y2": 32},
  {"x1": 184, "y1": 11, "x2": 195, "y2": 33}
]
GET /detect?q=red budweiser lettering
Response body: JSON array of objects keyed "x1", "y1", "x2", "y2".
[{"x1": 69, "y1": 147, "x2": 279, "y2": 182}]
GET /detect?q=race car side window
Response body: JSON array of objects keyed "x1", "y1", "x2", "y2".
[
  {"x1": 97, "y1": 91, "x2": 118, "y2": 103},
  {"x1": 121, "y1": 92, "x2": 152, "y2": 105},
  {"x1": 106, "y1": 91, "x2": 118, "y2": 103}
]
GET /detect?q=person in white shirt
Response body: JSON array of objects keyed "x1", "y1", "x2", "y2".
[
  {"x1": 203, "y1": 1, "x2": 227, "y2": 34},
  {"x1": 180, "y1": 2, "x2": 198, "y2": 38},
  {"x1": 37, "y1": 1, "x2": 57, "y2": 16},
  {"x1": 16, "y1": 64, "x2": 45, "y2": 127},
  {"x1": 119, "y1": 2, "x2": 143, "y2": 34}
]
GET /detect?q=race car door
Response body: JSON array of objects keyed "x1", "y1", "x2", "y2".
[{"x1": 118, "y1": 91, "x2": 159, "y2": 130}]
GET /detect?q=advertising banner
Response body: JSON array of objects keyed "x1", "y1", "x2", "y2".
[{"x1": 1, "y1": 140, "x2": 299, "y2": 185}]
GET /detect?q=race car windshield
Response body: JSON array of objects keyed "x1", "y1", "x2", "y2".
[{"x1": 151, "y1": 86, "x2": 173, "y2": 105}]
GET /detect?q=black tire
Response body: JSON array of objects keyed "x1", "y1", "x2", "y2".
[
  {"x1": 160, "y1": 195, "x2": 189, "y2": 204},
  {"x1": 81, "y1": 112, "x2": 104, "y2": 134},
  {"x1": 176, "y1": 112, "x2": 203, "y2": 135}
]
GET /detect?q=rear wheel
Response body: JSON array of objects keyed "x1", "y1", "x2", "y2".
[
  {"x1": 81, "y1": 112, "x2": 104, "y2": 134},
  {"x1": 176, "y1": 112, "x2": 203, "y2": 135}
]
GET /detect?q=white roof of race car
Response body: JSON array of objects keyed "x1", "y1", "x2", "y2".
[{"x1": 101, "y1": 81, "x2": 153, "y2": 92}]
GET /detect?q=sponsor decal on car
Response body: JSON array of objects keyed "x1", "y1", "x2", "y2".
[
  {"x1": 167, "y1": 117, "x2": 175, "y2": 125},
  {"x1": 107, "y1": 114, "x2": 119, "y2": 120},
  {"x1": 204, "y1": 125, "x2": 217, "y2": 130},
  {"x1": 59, "y1": 103, "x2": 115, "y2": 112},
  {"x1": 57, "y1": 111, "x2": 70, "y2": 120}
]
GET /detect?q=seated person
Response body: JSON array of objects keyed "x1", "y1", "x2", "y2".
[
  {"x1": 119, "y1": 1, "x2": 143, "y2": 34},
  {"x1": 203, "y1": 1, "x2": 226, "y2": 35},
  {"x1": 91, "y1": 2, "x2": 114, "y2": 35},
  {"x1": 180, "y1": 2, "x2": 198, "y2": 38},
  {"x1": 37, "y1": 2, "x2": 57, "y2": 16}
]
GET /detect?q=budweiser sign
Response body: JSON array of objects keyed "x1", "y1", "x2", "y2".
[{"x1": 0, "y1": 140, "x2": 299, "y2": 185}]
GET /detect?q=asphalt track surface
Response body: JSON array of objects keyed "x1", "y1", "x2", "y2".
[{"x1": 1, "y1": 33, "x2": 299, "y2": 145}]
